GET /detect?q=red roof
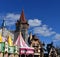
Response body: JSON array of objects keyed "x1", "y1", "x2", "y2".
[{"x1": 20, "y1": 10, "x2": 26, "y2": 23}]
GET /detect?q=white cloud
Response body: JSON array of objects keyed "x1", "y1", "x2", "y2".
[
  {"x1": 53, "y1": 34, "x2": 60, "y2": 42},
  {"x1": 28, "y1": 19, "x2": 42, "y2": 27},
  {"x1": 3, "y1": 13, "x2": 20, "y2": 26},
  {"x1": 5, "y1": 13, "x2": 20, "y2": 20},
  {"x1": 28, "y1": 19, "x2": 56, "y2": 37},
  {"x1": 5, "y1": 21, "x2": 16, "y2": 26},
  {"x1": 33, "y1": 24, "x2": 56, "y2": 37}
]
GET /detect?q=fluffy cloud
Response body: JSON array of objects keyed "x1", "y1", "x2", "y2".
[
  {"x1": 33, "y1": 25, "x2": 56, "y2": 37},
  {"x1": 28, "y1": 19, "x2": 56, "y2": 37},
  {"x1": 53, "y1": 34, "x2": 60, "y2": 42},
  {"x1": 5, "y1": 13, "x2": 20, "y2": 20},
  {"x1": 28, "y1": 19, "x2": 42, "y2": 27},
  {"x1": 4, "y1": 13, "x2": 20, "y2": 25}
]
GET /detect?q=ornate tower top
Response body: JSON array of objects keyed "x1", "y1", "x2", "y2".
[
  {"x1": 15, "y1": 10, "x2": 29, "y2": 44},
  {"x1": 15, "y1": 10, "x2": 29, "y2": 32}
]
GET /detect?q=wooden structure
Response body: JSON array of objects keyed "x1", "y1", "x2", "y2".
[
  {"x1": 49, "y1": 47, "x2": 57, "y2": 57},
  {"x1": 28, "y1": 33, "x2": 44, "y2": 57}
]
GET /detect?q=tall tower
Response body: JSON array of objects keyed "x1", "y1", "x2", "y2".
[{"x1": 15, "y1": 10, "x2": 29, "y2": 44}]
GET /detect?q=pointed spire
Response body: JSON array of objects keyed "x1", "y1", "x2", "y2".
[
  {"x1": 30, "y1": 32, "x2": 32, "y2": 40},
  {"x1": 2, "y1": 19, "x2": 6, "y2": 28},
  {"x1": 0, "y1": 33, "x2": 2, "y2": 42},
  {"x1": 8, "y1": 35, "x2": 13, "y2": 46},
  {"x1": 20, "y1": 9, "x2": 26, "y2": 23}
]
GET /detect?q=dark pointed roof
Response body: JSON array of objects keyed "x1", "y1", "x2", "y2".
[
  {"x1": 20, "y1": 10, "x2": 26, "y2": 23},
  {"x1": 2, "y1": 20, "x2": 6, "y2": 28}
]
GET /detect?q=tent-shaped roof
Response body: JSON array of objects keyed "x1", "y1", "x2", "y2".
[{"x1": 14, "y1": 32, "x2": 34, "y2": 55}]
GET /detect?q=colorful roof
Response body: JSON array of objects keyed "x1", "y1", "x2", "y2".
[{"x1": 14, "y1": 32, "x2": 34, "y2": 54}]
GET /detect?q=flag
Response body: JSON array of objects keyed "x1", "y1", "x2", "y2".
[
  {"x1": 8, "y1": 35, "x2": 13, "y2": 46},
  {"x1": 0, "y1": 33, "x2": 2, "y2": 42}
]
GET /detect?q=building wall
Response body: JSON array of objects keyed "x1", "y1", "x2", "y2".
[
  {"x1": 49, "y1": 47, "x2": 57, "y2": 57},
  {"x1": 29, "y1": 36, "x2": 44, "y2": 57}
]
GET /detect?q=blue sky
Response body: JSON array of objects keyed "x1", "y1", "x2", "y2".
[{"x1": 0, "y1": 0, "x2": 60, "y2": 47}]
